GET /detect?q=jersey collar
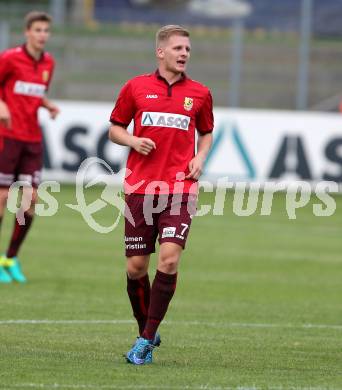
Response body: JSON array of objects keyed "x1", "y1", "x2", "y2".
[
  {"x1": 154, "y1": 69, "x2": 186, "y2": 86},
  {"x1": 22, "y1": 44, "x2": 45, "y2": 63}
]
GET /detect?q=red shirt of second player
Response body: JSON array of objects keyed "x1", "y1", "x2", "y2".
[
  {"x1": 0, "y1": 45, "x2": 55, "y2": 143},
  {"x1": 110, "y1": 71, "x2": 214, "y2": 195}
]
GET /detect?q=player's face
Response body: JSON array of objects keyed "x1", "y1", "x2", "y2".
[
  {"x1": 158, "y1": 35, "x2": 191, "y2": 74},
  {"x1": 25, "y1": 21, "x2": 51, "y2": 52}
]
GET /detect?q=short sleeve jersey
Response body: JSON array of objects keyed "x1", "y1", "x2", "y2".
[
  {"x1": 110, "y1": 71, "x2": 214, "y2": 194},
  {"x1": 0, "y1": 45, "x2": 55, "y2": 142}
]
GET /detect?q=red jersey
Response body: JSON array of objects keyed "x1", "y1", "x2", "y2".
[
  {"x1": 110, "y1": 71, "x2": 214, "y2": 194},
  {"x1": 0, "y1": 45, "x2": 55, "y2": 142}
]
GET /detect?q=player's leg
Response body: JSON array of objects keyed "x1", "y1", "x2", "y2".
[
  {"x1": 142, "y1": 242, "x2": 182, "y2": 341},
  {"x1": 0, "y1": 188, "x2": 11, "y2": 283},
  {"x1": 124, "y1": 194, "x2": 158, "y2": 336},
  {"x1": 4, "y1": 185, "x2": 38, "y2": 282},
  {"x1": 0, "y1": 137, "x2": 20, "y2": 283},
  {"x1": 0, "y1": 187, "x2": 9, "y2": 235},
  {"x1": 142, "y1": 193, "x2": 196, "y2": 343},
  {"x1": 125, "y1": 194, "x2": 163, "y2": 364},
  {"x1": 126, "y1": 254, "x2": 151, "y2": 336},
  {"x1": 6, "y1": 186, "x2": 38, "y2": 259},
  {"x1": 5, "y1": 141, "x2": 42, "y2": 282},
  {"x1": 0, "y1": 136, "x2": 16, "y2": 237}
]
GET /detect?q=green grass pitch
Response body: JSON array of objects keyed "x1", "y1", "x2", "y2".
[{"x1": 0, "y1": 185, "x2": 341, "y2": 389}]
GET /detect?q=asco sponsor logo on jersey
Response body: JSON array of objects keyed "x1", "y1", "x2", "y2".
[
  {"x1": 14, "y1": 81, "x2": 46, "y2": 97},
  {"x1": 141, "y1": 112, "x2": 190, "y2": 131}
]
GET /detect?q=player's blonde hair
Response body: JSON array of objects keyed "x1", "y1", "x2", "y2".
[
  {"x1": 25, "y1": 11, "x2": 52, "y2": 30},
  {"x1": 156, "y1": 25, "x2": 190, "y2": 48}
]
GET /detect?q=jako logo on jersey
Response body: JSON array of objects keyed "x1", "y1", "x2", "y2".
[
  {"x1": 146, "y1": 94, "x2": 158, "y2": 98},
  {"x1": 14, "y1": 81, "x2": 46, "y2": 97},
  {"x1": 184, "y1": 97, "x2": 193, "y2": 111},
  {"x1": 141, "y1": 112, "x2": 190, "y2": 131}
]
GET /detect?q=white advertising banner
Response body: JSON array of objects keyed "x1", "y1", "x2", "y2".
[{"x1": 40, "y1": 101, "x2": 342, "y2": 187}]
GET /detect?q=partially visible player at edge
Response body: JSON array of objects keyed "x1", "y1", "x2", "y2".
[
  {"x1": 0, "y1": 11, "x2": 59, "y2": 283},
  {"x1": 109, "y1": 25, "x2": 214, "y2": 364}
]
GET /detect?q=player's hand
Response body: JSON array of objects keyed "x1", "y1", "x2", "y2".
[
  {"x1": 131, "y1": 136, "x2": 156, "y2": 155},
  {"x1": 47, "y1": 103, "x2": 60, "y2": 120},
  {"x1": 185, "y1": 154, "x2": 205, "y2": 180},
  {"x1": 0, "y1": 100, "x2": 12, "y2": 129}
]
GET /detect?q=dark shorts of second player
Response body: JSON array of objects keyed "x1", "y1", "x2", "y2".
[
  {"x1": 0, "y1": 136, "x2": 43, "y2": 188},
  {"x1": 124, "y1": 193, "x2": 197, "y2": 257}
]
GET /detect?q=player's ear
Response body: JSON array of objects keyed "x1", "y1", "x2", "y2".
[{"x1": 156, "y1": 47, "x2": 164, "y2": 60}]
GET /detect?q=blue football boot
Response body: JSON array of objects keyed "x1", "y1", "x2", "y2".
[
  {"x1": 145, "y1": 332, "x2": 161, "y2": 363},
  {"x1": 126, "y1": 337, "x2": 155, "y2": 365},
  {"x1": 126, "y1": 332, "x2": 161, "y2": 365},
  {"x1": 0, "y1": 256, "x2": 12, "y2": 283},
  {"x1": 4, "y1": 257, "x2": 27, "y2": 283}
]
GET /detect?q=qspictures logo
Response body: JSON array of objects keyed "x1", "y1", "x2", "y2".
[{"x1": 6, "y1": 157, "x2": 340, "y2": 233}]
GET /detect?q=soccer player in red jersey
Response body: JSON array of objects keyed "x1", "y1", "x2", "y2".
[
  {"x1": 109, "y1": 25, "x2": 214, "y2": 364},
  {"x1": 0, "y1": 11, "x2": 59, "y2": 283}
]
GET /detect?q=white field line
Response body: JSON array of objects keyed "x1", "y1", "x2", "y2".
[
  {"x1": 5, "y1": 385, "x2": 337, "y2": 390},
  {"x1": 0, "y1": 319, "x2": 341, "y2": 330},
  {"x1": 3, "y1": 385, "x2": 245, "y2": 390}
]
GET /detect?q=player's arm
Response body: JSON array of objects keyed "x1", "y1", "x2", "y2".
[
  {"x1": 109, "y1": 80, "x2": 155, "y2": 155},
  {"x1": 0, "y1": 53, "x2": 12, "y2": 128},
  {"x1": 0, "y1": 99, "x2": 11, "y2": 128},
  {"x1": 109, "y1": 123, "x2": 156, "y2": 156},
  {"x1": 41, "y1": 97, "x2": 60, "y2": 119},
  {"x1": 186, "y1": 132, "x2": 213, "y2": 180}
]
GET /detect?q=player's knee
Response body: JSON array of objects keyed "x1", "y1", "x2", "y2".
[
  {"x1": 28, "y1": 189, "x2": 38, "y2": 204},
  {"x1": 126, "y1": 256, "x2": 149, "y2": 279},
  {"x1": 0, "y1": 188, "x2": 9, "y2": 211},
  {"x1": 127, "y1": 267, "x2": 147, "y2": 279},
  {"x1": 158, "y1": 253, "x2": 180, "y2": 273},
  {"x1": 21, "y1": 188, "x2": 38, "y2": 212}
]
